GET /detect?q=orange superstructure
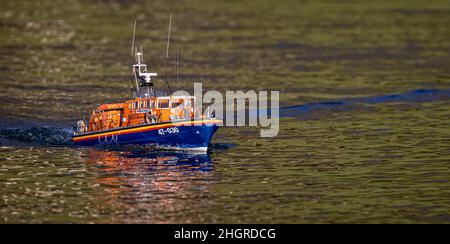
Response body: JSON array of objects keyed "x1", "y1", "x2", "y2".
[{"x1": 86, "y1": 96, "x2": 198, "y2": 133}]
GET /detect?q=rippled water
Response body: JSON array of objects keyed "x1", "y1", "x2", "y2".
[
  {"x1": 1, "y1": 93, "x2": 449, "y2": 223},
  {"x1": 1, "y1": 0, "x2": 450, "y2": 223}
]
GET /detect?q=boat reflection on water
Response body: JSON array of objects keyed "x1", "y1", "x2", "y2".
[{"x1": 78, "y1": 148, "x2": 217, "y2": 223}]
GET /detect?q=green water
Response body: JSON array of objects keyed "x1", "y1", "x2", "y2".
[{"x1": 0, "y1": 0, "x2": 449, "y2": 223}]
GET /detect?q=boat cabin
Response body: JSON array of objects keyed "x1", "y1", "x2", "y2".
[{"x1": 82, "y1": 96, "x2": 197, "y2": 133}]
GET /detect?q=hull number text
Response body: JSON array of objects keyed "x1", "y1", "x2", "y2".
[{"x1": 158, "y1": 127, "x2": 179, "y2": 135}]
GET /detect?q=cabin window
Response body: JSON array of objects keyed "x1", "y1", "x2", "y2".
[
  {"x1": 134, "y1": 102, "x2": 138, "y2": 109},
  {"x1": 171, "y1": 99, "x2": 183, "y2": 108},
  {"x1": 139, "y1": 101, "x2": 144, "y2": 108},
  {"x1": 159, "y1": 99, "x2": 169, "y2": 108}
]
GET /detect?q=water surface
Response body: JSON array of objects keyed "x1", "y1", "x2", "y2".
[{"x1": 0, "y1": 0, "x2": 449, "y2": 223}]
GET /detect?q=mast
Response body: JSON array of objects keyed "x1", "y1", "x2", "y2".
[
  {"x1": 132, "y1": 47, "x2": 157, "y2": 98},
  {"x1": 129, "y1": 15, "x2": 178, "y2": 98}
]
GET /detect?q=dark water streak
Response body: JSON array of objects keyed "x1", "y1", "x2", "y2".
[{"x1": 281, "y1": 89, "x2": 450, "y2": 118}]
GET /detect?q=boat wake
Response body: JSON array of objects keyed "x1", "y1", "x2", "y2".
[
  {"x1": 0, "y1": 126, "x2": 73, "y2": 146},
  {"x1": 0, "y1": 125, "x2": 236, "y2": 150}
]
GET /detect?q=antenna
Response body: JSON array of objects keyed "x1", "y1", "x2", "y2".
[
  {"x1": 164, "y1": 13, "x2": 173, "y2": 95},
  {"x1": 129, "y1": 76, "x2": 138, "y2": 97},
  {"x1": 131, "y1": 20, "x2": 136, "y2": 57},
  {"x1": 176, "y1": 48, "x2": 179, "y2": 91},
  {"x1": 164, "y1": 70, "x2": 173, "y2": 94},
  {"x1": 129, "y1": 20, "x2": 139, "y2": 98},
  {"x1": 133, "y1": 66, "x2": 140, "y2": 96},
  {"x1": 172, "y1": 48, "x2": 179, "y2": 91},
  {"x1": 166, "y1": 13, "x2": 172, "y2": 59}
]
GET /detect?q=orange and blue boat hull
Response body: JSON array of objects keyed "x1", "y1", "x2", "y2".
[{"x1": 72, "y1": 119, "x2": 222, "y2": 151}]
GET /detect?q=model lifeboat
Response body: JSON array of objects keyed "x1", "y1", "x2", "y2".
[{"x1": 72, "y1": 48, "x2": 222, "y2": 151}]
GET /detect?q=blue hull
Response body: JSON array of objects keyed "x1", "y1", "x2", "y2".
[{"x1": 73, "y1": 120, "x2": 220, "y2": 151}]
